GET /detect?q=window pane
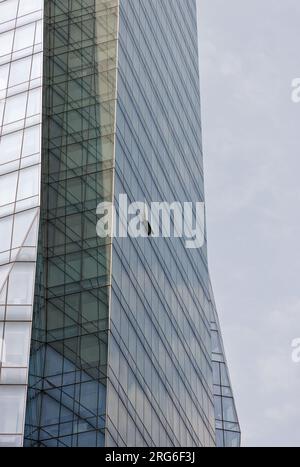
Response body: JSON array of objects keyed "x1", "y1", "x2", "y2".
[
  {"x1": 5, "y1": 305, "x2": 32, "y2": 321},
  {"x1": 31, "y1": 53, "x2": 43, "y2": 80},
  {"x1": 27, "y1": 87, "x2": 41, "y2": 117},
  {"x1": 0, "y1": 366, "x2": 27, "y2": 384},
  {"x1": 14, "y1": 23, "x2": 35, "y2": 52},
  {"x1": 18, "y1": 0, "x2": 43, "y2": 16},
  {"x1": 0, "y1": 435, "x2": 23, "y2": 447},
  {"x1": 0, "y1": 63, "x2": 9, "y2": 91},
  {"x1": 0, "y1": 130, "x2": 23, "y2": 165},
  {"x1": 0, "y1": 171, "x2": 18, "y2": 206},
  {"x1": 222, "y1": 397, "x2": 236, "y2": 423},
  {"x1": 0, "y1": 30, "x2": 14, "y2": 57},
  {"x1": 216, "y1": 429, "x2": 224, "y2": 447},
  {"x1": 0, "y1": 322, "x2": 3, "y2": 358},
  {"x1": 0, "y1": 265, "x2": 10, "y2": 294},
  {"x1": 35, "y1": 20, "x2": 43, "y2": 45},
  {"x1": 225, "y1": 430, "x2": 240, "y2": 447},
  {"x1": 9, "y1": 56, "x2": 32, "y2": 87},
  {"x1": 12, "y1": 209, "x2": 36, "y2": 248},
  {"x1": 3, "y1": 322, "x2": 31, "y2": 366},
  {"x1": 17, "y1": 165, "x2": 40, "y2": 200},
  {"x1": 0, "y1": 386, "x2": 26, "y2": 433},
  {"x1": 0, "y1": 100, "x2": 4, "y2": 124},
  {"x1": 211, "y1": 330, "x2": 222, "y2": 354},
  {"x1": 0, "y1": 216, "x2": 13, "y2": 253},
  {"x1": 22, "y1": 125, "x2": 40, "y2": 157},
  {"x1": 0, "y1": 0, "x2": 18, "y2": 24},
  {"x1": 214, "y1": 395, "x2": 222, "y2": 420},
  {"x1": 4, "y1": 92, "x2": 27, "y2": 124},
  {"x1": 220, "y1": 363, "x2": 230, "y2": 386},
  {"x1": 7, "y1": 263, "x2": 35, "y2": 305}
]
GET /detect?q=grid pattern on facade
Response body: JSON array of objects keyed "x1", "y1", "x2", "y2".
[
  {"x1": 105, "y1": 0, "x2": 217, "y2": 447},
  {"x1": 211, "y1": 297, "x2": 241, "y2": 447},
  {"x1": 0, "y1": 0, "x2": 44, "y2": 448},
  {"x1": 24, "y1": 0, "x2": 119, "y2": 447},
  {"x1": 0, "y1": 0, "x2": 241, "y2": 448}
]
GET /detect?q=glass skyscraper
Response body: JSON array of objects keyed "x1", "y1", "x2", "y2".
[{"x1": 0, "y1": 0, "x2": 240, "y2": 447}]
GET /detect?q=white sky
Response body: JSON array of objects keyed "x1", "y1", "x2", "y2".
[{"x1": 198, "y1": 0, "x2": 300, "y2": 447}]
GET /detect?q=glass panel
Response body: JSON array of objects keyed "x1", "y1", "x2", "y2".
[
  {"x1": 17, "y1": 165, "x2": 40, "y2": 200},
  {"x1": 0, "y1": 278, "x2": 8, "y2": 305},
  {"x1": 12, "y1": 209, "x2": 37, "y2": 248},
  {"x1": 0, "y1": 0, "x2": 18, "y2": 24},
  {"x1": 22, "y1": 125, "x2": 40, "y2": 157},
  {"x1": 222, "y1": 397, "x2": 236, "y2": 423},
  {"x1": 0, "y1": 30, "x2": 14, "y2": 57},
  {"x1": 0, "y1": 322, "x2": 4, "y2": 360},
  {"x1": 0, "y1": 435, "x2": 23, "y2": 447},
  {"x1": 0, "y1": 367, "x2": 27, "y2": 385},
  {"x1": 220, "y1": 363, "x2": 230, "y2": 386},
  {"x1": 14, "y1": 23, "x2": 35, "y2": 52},
  {"x1": 216, "y1": 429, "x2": 224, "y2": 447},
  {"x1": 0, "y1": 266, "x2": 10, "y2": 295},
  {"x1": 4, "y1": 92, "x2": 28, "y2": 124},
  {"x1": 0, "y1": 386, "x2": 26, "y2": 433},
  {"x1": 211, "y1": 330, "x2": 222, "y2": 354},
  {"x1": 18, "y1": 0, "x2": 43, "y2": 17},
  {"x1": 7, "y1": 263, "x2": 35, "y2": 305},
  {"x1": 3, "y1": 322, "x2": 31, "y2": 366},
  {"x1": 35, "y1": 20, "x2": 43, "y2": 45},
  {"x1": 9, "y1": 56, "x2": 32, "y2": 87},
  {"x1": 5, "y1": 305, "x2": 32, "y2": 321},
  {"x1": 0, "y1": 63, "x2": 9, "y2": 91},
  {"x1": 0, "y1": 130, "x2": 23, "y2": 165},
  {"x1": 0, "y1": 171, "x2": 18, "y2": 206},
  {"x1": 214, "y1": 395, "x2": 222, "y2": 420},
  {"x1": 225, "y1": 430, "x2": 240, "y2": 448},
  {"x1": 31, "y1": 53, "x2": 43, "y2": 80},
  {"x1": 27, "y1": 88, "x2": 41, "y2": 117},
  {"x1": 0, "y1": 216, "x2": 13, "y2": 252}
]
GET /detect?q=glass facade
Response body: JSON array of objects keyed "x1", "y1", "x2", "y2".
[
  {"x1": 210, "y1": 286, "x2": 241, "y2": 447},
  {"x1": 106, "y1": 0, "x2": 216, "y2": 447},
  {"x1": 0, "y1": 0, "x2": 44, "y2": 447},
  {"x1": 0, "y1": 0, "x2": 240, "y2": 447},
  {"x1": 24, "y1": 0, "x2": 119, "y2": 447}
]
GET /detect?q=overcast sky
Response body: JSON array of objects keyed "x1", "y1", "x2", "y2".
[{"x1": 198, "y1": 0, "x2": 300, "y2": 447}]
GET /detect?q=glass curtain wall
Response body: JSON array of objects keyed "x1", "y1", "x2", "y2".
[
  {"x1": 211, "y1": 297, "x2": 241, "y2": 447},
  {"x1": 24, "y1": 0, "x2": 119, "y2": 447},
  {"x1": 0, "y1": 0, "x2": 44, "y2": 447},
  {"x1": 105, "y1": 0, "x2": 216, "y2": 447}
]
